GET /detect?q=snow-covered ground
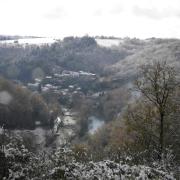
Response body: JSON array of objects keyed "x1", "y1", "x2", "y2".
[
  {"x1": 0, "y1": 37, "x2": 57, "y2": 45},
  {"x1": 96, "y1": 38, "x2": 123, "y2": 47},
  {"x1": 0, "y1": 37, "x2": 122, "y2": 47}
]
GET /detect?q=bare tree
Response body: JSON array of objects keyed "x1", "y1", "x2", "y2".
[{"x1": 135, "y1": 61, "x2": 177, "y2": 159}]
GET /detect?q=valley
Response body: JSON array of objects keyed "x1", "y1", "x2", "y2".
[{"x1": 0, "y1": 36, "x2": 179, "y2": 179}]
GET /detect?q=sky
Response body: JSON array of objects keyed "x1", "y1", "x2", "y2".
[{"x1": 1, "y1": 0, "x2": 180, "y2": 39}]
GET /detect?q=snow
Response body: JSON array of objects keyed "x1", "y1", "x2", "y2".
[
  {"x1": 45, "y1": 84, "x2": 53, "y2": 88},
  {"x1": 50, "y1": 160, "x2": 176, "y2": 180},
  {"x1": 54, "y1": 117, "x2": 62, "y2": 133},
  {"x1": 0, "y1": 37, "x2": 57, "y2": 45},
  {"x1": 45, "y1": 76, "x2": 52, "y2": 79},
  {"x1": 96, "y1": 38, "x2": 123, "y2": 47},
  {"x1": 0, "y1": 37, "x2": 122, "y2": 48},
  {"x1": 2, "y1": 138, "x2": 176, "y2": 180},
  {"x1": 68, "y1": 85, "x2": 74, "y2": 89},
  {"x1": 79, "y1": 71, "x2": 96, "y2": 76},
  {"x1": 35, "y1": 78, "x2": 42, "y2": 83},
  {"x1": 63, "y1": 116, "x2": 76, "y2": 126},
  {"x1": 27, "y1": 82, "x2": 39, "y2": 87},
  {"x1": 42, "y1": 87, "x2": 49, "y2": 92}
]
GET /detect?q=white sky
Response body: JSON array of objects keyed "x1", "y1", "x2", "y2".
[{"x1": 1, "y1": 0, "x2": 180, "y2": 39}]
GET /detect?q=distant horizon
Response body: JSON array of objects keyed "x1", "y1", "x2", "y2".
[{"x1": 1, "y1": 34, "x2": 180, "y2": 40}]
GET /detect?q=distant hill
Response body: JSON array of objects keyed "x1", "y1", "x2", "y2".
[
  {"x1": 0, "y1": 36, "x2": 179, "y2": 84},
  {"x1": 0, "y1": 35, "x2": 40, "y2": 41},
  {"x1": 105, "y1": 38, "x2": 180, "y2": 83},
  {"x1": 0, "y1": 36, "x2": 122, "y2": 82}
]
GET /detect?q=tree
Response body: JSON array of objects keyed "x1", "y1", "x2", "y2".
[
  {"x1": 135, "y1": 61, "x2": 177, "y2": 159},
  {"x1": 0, "y1": 77, "x2": 51, "y2": 129}
]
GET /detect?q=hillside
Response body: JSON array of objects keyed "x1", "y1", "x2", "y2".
[
  {"x1": 0, "y1": 36, "x2": 179, "y2": 126},
  {"x1": 0, "y1": 36, "x2": 179, "y2": 179},
  {"x1": 1, "y1": 36, "x2": 179, "y2": 84},
  {"x1": 107, "y1": 38, "x2": 180, "y2": 82},
  {"x1": 0, "y1": 36, "x2": 123, "y2": 82}
]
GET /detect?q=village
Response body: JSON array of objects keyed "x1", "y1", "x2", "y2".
[
  {"x1": 28, "y1": 70, "x2": 96, "y2": 92},
  {"x1": 26, "y1": 69, "x2": 105, "y2": 147}
]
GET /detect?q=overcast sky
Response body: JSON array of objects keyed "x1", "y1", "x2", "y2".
[{"x1": 1, "y1": 0, "x2": 180, "y2": 39}]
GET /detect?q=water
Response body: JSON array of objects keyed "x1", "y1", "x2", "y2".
[{"x1": 88, "y1": 116, "x2": 104, "y2": 134}]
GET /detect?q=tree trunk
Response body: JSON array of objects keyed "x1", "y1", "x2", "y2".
[
  {"x1": 159, "y1": 112, "x2": 164, "y2": 159},
  {"x1": 0, "y1": 151, "x2": 9, "y2": 179}
]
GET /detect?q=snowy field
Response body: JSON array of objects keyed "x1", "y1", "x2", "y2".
[
  {"x1": 96, "y1": 38, "x2": 123, "y2": 47},
  {"x1": 0, "y1": 37, "x2": 57, "y2": 45},
  {"x1": 0, "y1": 37, "x2": 122, "y2": 47}
]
